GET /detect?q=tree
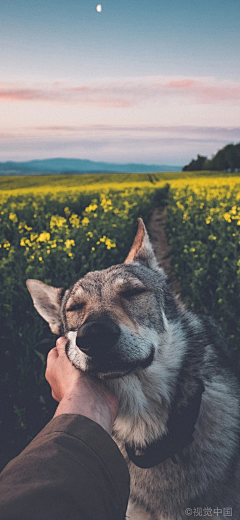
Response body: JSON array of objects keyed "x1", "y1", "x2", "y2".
[
  {"x1": 182, "y1": 155, "x2": 207, "y2": 171},
  {"x1": 182, "y1": 143, "x2": 240, "y2": 172}
]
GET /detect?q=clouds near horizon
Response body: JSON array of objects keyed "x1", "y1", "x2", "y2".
[
  {"x1": 1, "y1": 122, "x2": 240, "y2": 165},
  {"x1": 1, "y1": 76, "x2": 240, "y2": 107},
  {"x1": 1, "y1": 74, "x2": 240, "y2": 163}
]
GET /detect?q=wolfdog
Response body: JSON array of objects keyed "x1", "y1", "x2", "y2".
[{"x1": 27, "y1": 219, "x2": 240, "y2": 520}]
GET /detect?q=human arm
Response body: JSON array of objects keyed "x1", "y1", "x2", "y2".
[{"x1": 0, "y1": 338, "x2": 130, "y2": 520}]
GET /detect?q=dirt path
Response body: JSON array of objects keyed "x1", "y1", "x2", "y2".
[{"x1": 146, "y1": 207, "x2": 181, "y2": 295}]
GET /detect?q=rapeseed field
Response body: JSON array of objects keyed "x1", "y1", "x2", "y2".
[
  {"x1": 166, "y1": 178, "x2": 240, "y2": 359},
  {"x1": 0, "y1": 181, "x2": 155, "y2": 470},
  {"x1": 0, "y1": 171, "x2": 239, "y2": 470}
]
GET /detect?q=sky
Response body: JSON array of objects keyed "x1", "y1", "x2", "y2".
[{"x1": 1, "y1": 0, "x2": 240, "y2": 165}]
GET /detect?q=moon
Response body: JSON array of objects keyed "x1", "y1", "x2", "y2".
[{"x1": 96, "y1": 4, "x2": 102, "y2": 12}]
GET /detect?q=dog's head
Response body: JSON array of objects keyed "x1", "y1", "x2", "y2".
[{"x1": 27, "y1": 219, "x2": 168, "y2": 379}]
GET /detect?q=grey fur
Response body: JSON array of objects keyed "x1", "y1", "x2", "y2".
[{"x1": 27, "y1": 219, "x2": 240, "y2": 520}]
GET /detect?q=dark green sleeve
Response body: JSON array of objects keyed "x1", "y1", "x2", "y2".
[{"x1": 0, "y1": 414, "x2": 130, "y2": 520}]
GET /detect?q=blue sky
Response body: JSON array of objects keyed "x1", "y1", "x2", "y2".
[{"x1": 1, "y1": 0, "x2": 240, "y2": 164}]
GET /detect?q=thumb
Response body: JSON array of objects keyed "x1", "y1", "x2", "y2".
[{"x1": 56, "y1": 336, "x2": 68, "y2": 356}]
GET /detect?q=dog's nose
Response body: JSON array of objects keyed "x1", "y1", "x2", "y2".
[{"x1": 76, "y1": 319, "x2": 120, "y2": 357}]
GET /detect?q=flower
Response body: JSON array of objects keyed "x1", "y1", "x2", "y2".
[
  {"x1": 9, "y1": 213, "x2": 18, "y2": 223},
  {"x1": 81, "y1": 217, "x2": 89, "y2": 226},
  {"x1": 50, "y1": 215, "x2": 67, "y2": 230},
  {"x1": 85, "y1": 204, "x2": 98, "y2": 213},
  {"x1": 65, "y1": 239, "x2": 75, "y2": 249},
  {"x1": 37, "y1": 232, "x2": 50, "y2": 242}
]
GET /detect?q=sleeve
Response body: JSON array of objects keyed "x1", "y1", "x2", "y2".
[{"x1": 0, "y1": 414, "x2": 130, "y2": 520}]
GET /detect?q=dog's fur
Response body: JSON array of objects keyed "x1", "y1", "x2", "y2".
[{"x1": 27, "y1": 219, "x2": 240, "y2": 520}]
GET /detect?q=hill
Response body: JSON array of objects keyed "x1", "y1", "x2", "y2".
[{"x1": 0, "y1": 158, "x2": 182, "y2": 175}]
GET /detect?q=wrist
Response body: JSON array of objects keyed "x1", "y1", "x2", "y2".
[{"x1": 54, "y1": 391, "x2": 114, "y2": 434}]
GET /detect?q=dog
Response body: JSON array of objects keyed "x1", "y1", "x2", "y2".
[{"x1": 27, "y1": 218, "x2": 240, "y2": 520}]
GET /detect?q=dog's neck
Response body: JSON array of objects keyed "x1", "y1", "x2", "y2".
[
  {"x1": 110, "y1": 318, "x2": 189, "y2": 446},
  {"x1": 125, "y1": 378, "x2": 205, "y2": 468}
]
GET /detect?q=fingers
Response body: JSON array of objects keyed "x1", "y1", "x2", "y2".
[
  {"x1": 56, "y1": 336, "x2": 67, "y2": 356},
  {"x1": 47, "y1": 346, "x2": 58, "y2": 362},
  {"x1": 45, "y1": 348, "x2": 58, "y2": 385},
  {"x1": 45, "y1": 338, "x2": 67, "y2": 384},
  {"x1": 46, "y1": 337, "x2": 67, "y2": 366}
]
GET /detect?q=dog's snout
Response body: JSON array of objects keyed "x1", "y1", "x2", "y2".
[{"x1": 76, "y1": 319, "x2": 120, "y2": 357}]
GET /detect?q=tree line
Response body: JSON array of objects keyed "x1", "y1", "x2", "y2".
[{"x1": 183, "y1": 142, "x2": 240, "y2": 172}]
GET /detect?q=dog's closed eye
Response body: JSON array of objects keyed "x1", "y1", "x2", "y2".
[
  {"x1": 120, "y1": 287, "x2": 147, "y2": 299},
  {"x1": 66, "y1": 302, "x2": 85, "y2": 312}
]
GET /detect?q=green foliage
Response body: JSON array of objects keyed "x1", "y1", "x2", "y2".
[
  {"x1": 207, "y1": 143, "x2": 240, "y2": 172},
  {"x1": 183, "y1": 142, "x2": 240, "y2": 172},
  {"x1": 166, "y1": 182, "x2": 240, "y2": 370},
  {"x1": 182, "y1": 155, "x2": 207, "y2": 172},
  {"x1": 151, "y1": 183, "x2": 170, "y2": 208}
]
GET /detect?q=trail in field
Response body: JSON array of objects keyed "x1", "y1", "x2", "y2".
[{"x1": 146, "y1": 208, "x2": 181, "y2": 295}]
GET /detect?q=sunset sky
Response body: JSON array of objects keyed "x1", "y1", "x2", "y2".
[{"x1": 1, "y1": 0, "x2": 240, "y2": 165}]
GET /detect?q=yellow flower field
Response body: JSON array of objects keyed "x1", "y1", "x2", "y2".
[
  {"x1": 0, "y1": 170, "x2": 239, "y2": 472},
  {"x1": 166, "y1": 178, "x2": 240, "y2": 357}
]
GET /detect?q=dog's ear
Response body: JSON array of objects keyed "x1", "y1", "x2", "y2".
[
  {"x1": 26, "y1": 279, "x2": 64, "y2": 335},
  {"x1": 124, "y1": 218, "x2": 159, "y2": 270}
]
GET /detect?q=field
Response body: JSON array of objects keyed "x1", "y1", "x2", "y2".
[
  {"x1": 0, "y1": 170, "x2": 239, "y2": 470},
  {"x1": 0, "y1": 169, "x2": 237, "y2": 191},
  {"x1": 166, "y1": 179, "x2": 240, "y2": 357}
]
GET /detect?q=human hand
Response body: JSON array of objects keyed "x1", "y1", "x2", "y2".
[
  {"x1": 45, "y1": 337, "x2": 119, "y2": 434},
  {"x1": 45, "y1": 336, "x2": 81, "y2": 402}
]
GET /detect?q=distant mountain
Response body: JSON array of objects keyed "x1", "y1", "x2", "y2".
[{"x1": 0, "y1": 158, "x2": 182, "y2": 175}]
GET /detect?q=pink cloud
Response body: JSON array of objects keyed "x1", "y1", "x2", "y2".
[
  {"x1": 196, "y1": 85, "x2": 240, "y2": 103},
  {"x1": 64, "y1": 86, "x2": 90, "y2": 92},
  {"x1": 164, "y1": 79, "x2": 240, "y2": 102},
  {"x1": 1, "y1": 76, "x2": 240, "y2": 107},
  {"x1": 166, "y1": 79, "x2": 197, "y2": 89},
  {"x1": 0, "y1": 86, "x2": 61, "y2": 102},
  {"x1": 0, "y1": 82, "x2": 135, "y2": 107},
  {"x1": 34, "y1": 124, "x2": 240, "y2": 135}
]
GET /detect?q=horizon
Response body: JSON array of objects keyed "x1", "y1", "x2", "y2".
[
  {"x1": 1, "y1": 0, "x2": 240, "y2": 164},
  {"x1": 0, "y1": 156, "x2": 182, "y2": 167}
]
